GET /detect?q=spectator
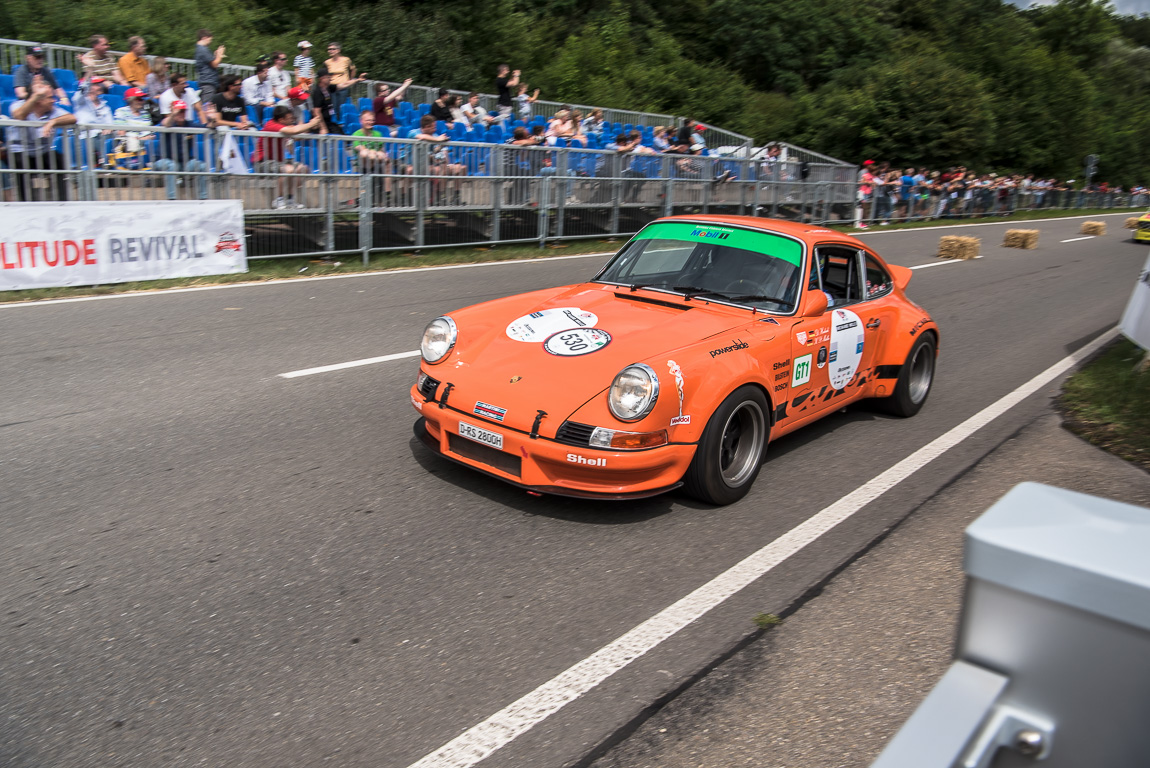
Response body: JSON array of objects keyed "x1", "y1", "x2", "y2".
[
  {"x1": 673, "y1": 119, "x2": 698, "y2": 149},
  {"x1": 652, "y1": 125, "x2": 670, "y2": 152},
  {"x1": 118, "y1": 36, "x2": 149, "y2": 87},
  {"x1": 495, "y1": 65, "x2": 519, "y2": 122},
  {"x1": 460, "y1": 91, "x2": 495, "y2": 129},
  {"x1": 448, "y1": 95, "x2": 467, "y2": 127},
  {"x1": 429, "y1": 89, "x2": 454, "y2": 124},
  {"x1": 515, "y1": 83, "x2": 539, "y2": 122},
  {"x1": 154, "y1": 101, "x2": 208, "y2": 200},
  {"x1": 159, "y1": 73, "x2": 208, "y2": 124},
  {"x1": 415, "y1": 114, "x2": 466, "y2": 204},
  {"x1": 373, "y1": 79, "x2": 413, "y2": 131},
  {"x1": 9, "y1": 80, "x2": 76, "y2": 200},
  {"x1": 568, "y1": 111, "x2": 587, "y2": 147},
  {"x1": 310, "y1": 67, "x2": 363, "y2": 135},
  {"x1": 545, "y1": 109, "x2": 575, "y2": 141},
  {"x1": 15, "y1": 47, "x2": 69, "y2": 106},
  {"x1": 146, "y1": 56, "x2": 171, "y2": 101},
  {"x1": 857, "y1": 159, "x2": 876, "y2": 227},
  {"x1": 80, "y1": 35, "x2": 126, "y2": 85},
  {"x1": 581, "y1": 108, "x2": 604, "y2": 136},
  {"x1": 267, "y1": 52, "x2": 292, "y2": 100},
  {"x1": 212, "y1": 75, "x2": 253, "y2": 129},
  {"x1": 73, "y1": 76, "x2": 113, "y2": 122},
  {"x1": 194, "y1": 29, "x2": 226, "y2": 103},
  {"x1": 351, "y1": 110, "x2": 387, "y2": 171},
  {"x1": 278, "y1": 86, "x2": 310, "y2": 125},
  {"x1": 242, "y1": 63, "x2": 275, "y2": 109},
  {"x1": 323, "y1": 43, "x2": 359, "y2": 110},
  {"x1": 113, "y1": 87, "x2": 152, "y2": 128},
  {"x1": 294, "y1": 41, "x2": 315, "y2": 92},
  {"x1": 253, "y1": 104, "x2": 321, "y2": 209}
]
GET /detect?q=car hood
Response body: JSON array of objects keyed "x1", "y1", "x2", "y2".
[{"x1": 434, "y1": 283, "x2": 755, "y2": 434}]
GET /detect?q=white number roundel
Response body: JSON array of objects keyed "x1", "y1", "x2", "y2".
[{"x1": 543, "y1": 328, "x2": 612, "y2": 356}]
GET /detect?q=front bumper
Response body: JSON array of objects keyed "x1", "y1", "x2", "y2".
[
  {"x1": 1135, "y1": 225, "x2": 1150, "y2": 242},
  {"x1": 412, "y1": 394, "x2": 696, "y2": 499}
]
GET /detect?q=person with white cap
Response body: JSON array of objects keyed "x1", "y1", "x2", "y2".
[
  {"x1": 155, "y1": 100, "x2": 209, "y2": 200},
  {"x1": 294, "y1": 41, "x2": 316, "y2": 93}
]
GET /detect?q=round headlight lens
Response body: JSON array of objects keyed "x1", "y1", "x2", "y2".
[
  {"x1": 421, "y1": 316, "x2": 457, "y2": 364},
  {"x1": 608, "y1": 363, "x2": 660, "y2": 422}
]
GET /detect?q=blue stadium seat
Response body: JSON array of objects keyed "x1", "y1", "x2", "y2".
[
  {"x1": 435, "y1": 120, "x2": 447, "y2": 134},
  {"x1": 358, "y1": 97, "x2": 372, "y2": 112},
  {"x1": 417, "y1": 103, "x2": 430, "y2": 115},
  {"x1": 187, "y1": 80, "x2": 198, "y2": 90},
  {"x1": 485, "y1": 126, "x2": 504, "y2": 143},
  {"x1": 263, "y1": 105, "x2": 276, "y2": 123},
  {"x1": 0, "y1": 74, "x2": 14, "y2": 98},
  {"x1": 449, "y1": 122, "x2": 466, "y2": 140},
  {"x1": 105, "y1": 95, "x2": 125, "y2": 112},
  {"x1": 108, "y1": 84, "x2": 130, "y2": 97},
  {"x1": 246, "y1": 105, "x2": 261, "y2": 125},
  {"x1": 340, "y1": 102, "x2": 358, "y2": 123},
  {"x1": 53, "y1": 69, "x2": 77, "y2": 92}
]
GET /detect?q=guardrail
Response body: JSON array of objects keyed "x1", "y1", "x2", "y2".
[{"x1": 1, "y1": 120, "x2": 1141, "y2": 263}]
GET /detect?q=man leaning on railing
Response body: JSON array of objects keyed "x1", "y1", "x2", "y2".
[{"x1": 9, "y1": 79, "x2": 76, "y2": 201}]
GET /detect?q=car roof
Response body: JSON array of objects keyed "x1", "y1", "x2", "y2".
[{"x1": 657, "y1": 215, "x2": 866, "y2": 249}]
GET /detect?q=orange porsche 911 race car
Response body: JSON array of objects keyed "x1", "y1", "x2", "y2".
[{"x1": 411, "y1": 216, "x2": 939, "y2": 505}]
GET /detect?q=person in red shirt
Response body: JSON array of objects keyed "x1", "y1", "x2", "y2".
[{"x1": 254, "y1": 104, "x2": 321, "y2": 208}]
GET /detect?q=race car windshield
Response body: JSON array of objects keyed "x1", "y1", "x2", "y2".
[{"x1": 595, "y1": 222, "x2": 804, "y2": 313}]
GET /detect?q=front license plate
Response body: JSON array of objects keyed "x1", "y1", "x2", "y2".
[{"x1": 458, "y1": 421, "x2": 504, "y2": 450}]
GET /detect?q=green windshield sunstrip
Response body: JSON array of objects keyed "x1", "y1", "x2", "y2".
[{"x1": 632, "y1": 221, "x2": 803, "y2": 267}]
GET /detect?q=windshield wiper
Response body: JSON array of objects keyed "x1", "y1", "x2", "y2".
[
  {"x1": 669, "y1": 285, "x2": 729, "y2": 300},
  {"x1": 726, "y1": 293, "x2": 792, "y2": 306}
]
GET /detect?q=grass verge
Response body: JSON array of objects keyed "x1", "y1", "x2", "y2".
[
  {"x1": 1059, "y1": 338, "x2": 1150, "y2": 472},
  {"x1": 0, "y1": 207, "x2": 1138, "y2": 304}
]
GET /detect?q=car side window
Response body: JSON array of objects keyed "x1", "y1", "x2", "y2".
[
  {"x1": 815, "y1": 246, "x2": 863, "y2": 307},
  {"x1": 863, "y1": 254, "x2": 893, "y2": 300}
]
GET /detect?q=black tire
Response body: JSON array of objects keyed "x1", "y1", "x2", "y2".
[
  {"x1": 684, "y1": 386, "x2": 769, "y2": 505},
  {"x1": 879, "y1": 333, "x2": 936, "y2": 417}
]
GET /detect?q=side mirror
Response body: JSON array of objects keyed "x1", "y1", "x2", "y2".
[{"x1": 800, "y1": 289, "x2": 828, "y2": 318}]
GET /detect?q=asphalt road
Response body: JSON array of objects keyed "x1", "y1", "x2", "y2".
[{"x1": 1, "y1": 214, "x2": 1143, "y2": 768}]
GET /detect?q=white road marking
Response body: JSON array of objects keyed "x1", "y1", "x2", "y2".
[
  {"x1": 909, "y1": 259, "x2": 974, "y2": 270},
  {"x1": 279, "y1": 350, "x2": 420, "y2": 378},
  {"x1": 1061, "y1": 236, "x2": 1096, "y2": 243},
  {"x1": 404, "y1": 326, "x2": 1120, "y2": 768},
  {"x1": 0, "y1": 252, "x2": 615, "y2": 309},
  {"x1": 854, "y1": 211, "x2": 1134, "y2": 236}
]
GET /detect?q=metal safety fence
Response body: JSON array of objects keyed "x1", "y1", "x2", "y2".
[{"x1": 1, "y1": 120, "x2": 1143, "y2": 262}]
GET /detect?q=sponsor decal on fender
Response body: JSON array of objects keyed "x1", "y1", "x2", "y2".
[
  {"x1": 411, "y1": 393, "x2": 423, "y2": 411},
  {"x1": 709, "y1": 339, "x2": 749, "y2": 358},
  {"x1": 909, "y1": 317, "x2": 929, "y2": 336},
  {"x1": 817, "y1": 345, "x2": 827, "y2": 369},
  {"x1": 668, "y1": 360, "x2": 688, "y2": 426}
]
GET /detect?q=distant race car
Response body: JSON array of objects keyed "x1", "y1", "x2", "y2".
[
  {"x1": 1133, "y1": 211, "x2": 1150, "y2": 243},
  {"x1": 411, "y1": 215, "x2": 939, "y2": 505}
]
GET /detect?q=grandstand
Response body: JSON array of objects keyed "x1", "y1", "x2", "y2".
[{"x1": 0, "y1": 35, "x2": 864, "y2": 259}]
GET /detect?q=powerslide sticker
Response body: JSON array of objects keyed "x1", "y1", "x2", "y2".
[
  {"x1": 791, "y1": 353, "x2": 812, "y2": 386},
  {"x1": 543, "y1": 328, "x2": 612, "y2": 356},
  {"x1": 829, "y1": 308, "x2": 864, "y2": 389},
  {"x1": 506, "y1": 308, "x2": 598, "y2": 342},
  {"x1": 667, "y1": 360, "x2": 689, "y2": 426}
]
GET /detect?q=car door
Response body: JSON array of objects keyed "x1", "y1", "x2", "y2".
[
  {"x1": 855, "y1": 251, "x2": 900, "y2": 385},
  {"x1": 784, "y1": 250, "x2": 835, "y2": 420}
]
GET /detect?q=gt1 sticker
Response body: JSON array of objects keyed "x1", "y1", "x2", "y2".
[
  {"x1": 791, "y1": 353, "x2": 812, "y2": 386},
  {"x1": 543, "y1": 328, "x2": 612, "y2": 356},
  {"x1": 506, "y1": 307, "x2": 598, "y2": 342},
  {"x1": 829, "y1": 308, "x2": 864, "y2": 389}
]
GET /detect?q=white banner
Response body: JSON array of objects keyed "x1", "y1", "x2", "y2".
[
  {"x1": 1121, "y1": 251, "x2": 1150, "y2": 351},
  {"x1": 0, "y1": 200, "x2": 248, "y2": 291}
]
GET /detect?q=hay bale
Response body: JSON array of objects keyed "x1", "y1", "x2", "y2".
[
  {"x1": 1080, "y1": 220, "x2": 1107, "y2": 235},
  {"x1": 938, "y1": 235, "x2": 981, "y2": 260},
  {"x1": 1125, "y1": 217, "x2": 1141, "y2": 229},
  {"x1": 1003, "y1": 229, "x2": 1039, "y2": 249}
]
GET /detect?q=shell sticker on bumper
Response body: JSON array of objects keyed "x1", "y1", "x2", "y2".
[
  {"x1": 829, "y1": 308, "x2": 864, "y2": 390},
  {"x1": 543, "y1": 328, "x2": 612, "y2": 356},
  {"x1": 506, "y1": 307, "x2": 598, "y2": 342}
]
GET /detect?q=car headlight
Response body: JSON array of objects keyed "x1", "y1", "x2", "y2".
[
  {"x1": 608, "y1": 363, "x2": 660, "y2": 422},
  {"x1": 421, "y1": 316, "x2": 457, "y2": 364}
]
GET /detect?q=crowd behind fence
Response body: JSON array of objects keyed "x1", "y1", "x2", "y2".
[
  {"x1": 2, "y1": 119, "x2": 1146, "y2": 263},
  {"x1": 0, "y1": 36, "x2": 754, "y2": 153}
]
